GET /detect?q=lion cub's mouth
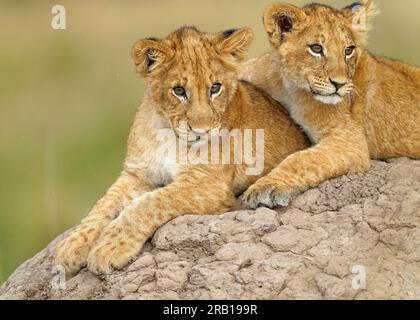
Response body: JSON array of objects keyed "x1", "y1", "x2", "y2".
[
  {"x1": 311, "y1": 91, "x2": 344, "y2": 106},
  {"x1": 176, "y1": 132, "x2": 203, "y2": 143},
  {"x1": 175, "y1": 130, "x2": 213, "y2": 144},
  {"x1": 172, "y1": 124, "x2": 222, "y2": 145}
]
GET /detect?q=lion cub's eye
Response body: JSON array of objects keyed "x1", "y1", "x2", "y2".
[
  {"x1": 210, "y1": 83, "x2": 223, "y2": 96},
  {"x1": 172, "y1": 86, "x2": 186, "y2": 97},
  {"x1": 345, "y1": 46, "x2": 356, "y2": 58},
  {"x1": 309, "y1": 44, "x2": 324, "y2": 56}
]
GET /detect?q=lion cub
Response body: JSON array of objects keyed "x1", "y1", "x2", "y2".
[
  {"x1": 55, "y1": 27, "x2": 308, "y2": 275},
  {"x1": 241, "y1": 0, "x2": 420, "y2": 208}
]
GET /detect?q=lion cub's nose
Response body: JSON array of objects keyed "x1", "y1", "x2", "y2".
[{"x1": 329, "y1": 78, "x2": 347, "y2": 91}]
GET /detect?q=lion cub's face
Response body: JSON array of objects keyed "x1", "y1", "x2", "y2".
[
  {"x1": 132, "y1": 27, "x2": 253, "y2": 142},
  {"x1": 264, "y1": 1, "x2": 378, "y2": 105}
]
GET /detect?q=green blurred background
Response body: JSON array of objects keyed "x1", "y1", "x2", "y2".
[{"x1": 0, "y1": 0, "x2": 419, "y2": 284}]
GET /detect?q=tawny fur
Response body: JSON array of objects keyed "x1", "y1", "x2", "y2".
[
  {"x1": 55, "y1": 27, "x2": 309, "y2": 276},
  {"x1": 240, "y1": 0, "x2": 420, "y2": 208}
]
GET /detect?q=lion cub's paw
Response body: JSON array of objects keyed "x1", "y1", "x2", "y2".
[
  {"x1": 242, "y1": 180, "x2": 293, "y2": 209},
  {"x1": 87, "y1": 223, "x2": 144, "y2": 275},
  {"x1": 55, "y1": 232, "x2": 94, "y2": 277}
]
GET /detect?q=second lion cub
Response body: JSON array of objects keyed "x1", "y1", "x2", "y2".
[
  {"x1": 55, "y1": 27, "x2": 309, "y2": 275},
  {"x1": 241, "y1": 0, "x2": 420, "y2": 208}
]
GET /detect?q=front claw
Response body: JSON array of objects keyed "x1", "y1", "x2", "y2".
[
  {"x1": 87, "y1": 225, "x2": 146, "y2": 275},
  {"x1": 55, "y1": 232, "x2": 93, "y2": 277},
  {"x1": 242, "y1": 182, "x2": 293, "y2": 209}
]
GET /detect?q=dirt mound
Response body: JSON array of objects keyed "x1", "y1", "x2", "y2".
[{"x1": 1, "y1": 158, "x2": 420, "y2": 300}]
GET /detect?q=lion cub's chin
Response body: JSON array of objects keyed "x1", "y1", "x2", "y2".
[{"x1": 313, "y1": 94, "x2": 343, "y2": 106}]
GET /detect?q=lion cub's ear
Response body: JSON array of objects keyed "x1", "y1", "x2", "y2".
[
  {"x1": 131, "y1": 38, "x2": 173, "y2": 76},
  {"x1": 341, "y1": 0, "x2": 379, "y2": 45},
  {"x1": 215, "y1": 28, "x2": 254, "y2": 62},
  {"x1": 263, "y1": 3, "x2": 307, "y2": 48}
]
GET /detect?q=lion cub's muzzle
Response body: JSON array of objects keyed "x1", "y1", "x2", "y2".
[
  {"x1": 309, "y1": 77, "x2": 354, "y2": 105},
  {"x1": 310, "y1": 77, "x2": 354, "y2": 96}
]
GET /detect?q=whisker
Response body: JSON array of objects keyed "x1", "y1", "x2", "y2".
[{"x1": 351, "y1": 83, "x2": 361, "y2": 97}]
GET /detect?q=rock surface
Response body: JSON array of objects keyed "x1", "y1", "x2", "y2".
[{"x1": 1, "y1": 159, "x2": 420, "y2": 300}]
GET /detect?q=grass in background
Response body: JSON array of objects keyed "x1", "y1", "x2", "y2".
[{"x1": 0, "y1": 0, "x2": 419, "y2": 284}]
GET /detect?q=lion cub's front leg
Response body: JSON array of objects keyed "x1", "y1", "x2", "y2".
[
  {"x1": 87, "y1": 166, "x2": 235, "y2": 275},
  {"x1": 243, "y1": 133, "x2": 370, "y2": 209},
  {"x1": 55, "y1": 171, "x2": 153, "y2": 276}
]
